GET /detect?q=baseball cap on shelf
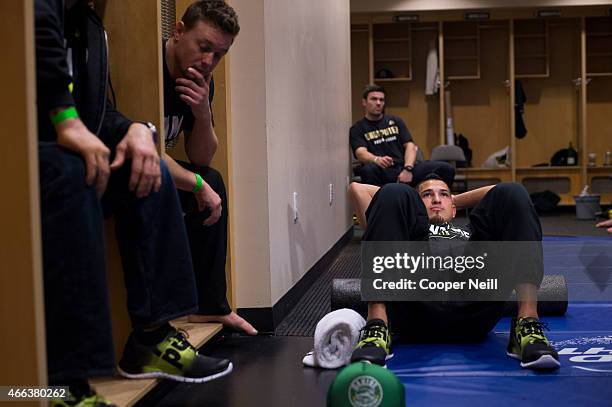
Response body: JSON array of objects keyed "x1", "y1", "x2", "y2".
[{"x1": 375, "y1": 68, "x2": 394, "y2": 79}]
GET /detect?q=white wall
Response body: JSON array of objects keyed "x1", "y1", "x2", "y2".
[
  {"x1": 227, "y1": 0, "x2": 271, "y2": 308},
  {"x1": 229, "y1": 0, "x2": 353, "y2": 308},
  {"x1": 264, "y1": 0, "x2": 352, "y2": 304},
  {"x1": 351, "y1": 0, "x2": 612, "y2": 13}
]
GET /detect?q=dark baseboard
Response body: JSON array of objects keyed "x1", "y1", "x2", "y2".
[
  {"x1": 237, "y1": 226, "x2": 354, "y2": 332},
  {"x1": 237, "y1": 307, "x2": 274, "y2": 333}
]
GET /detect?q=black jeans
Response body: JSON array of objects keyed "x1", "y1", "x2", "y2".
[
  {"x1": 355, "y1": 163, "x2": 403, "y2": 186},
  {"x1": 39, "y1": 143, "x2": 197, "y2": 383},
  {"x1": 177, "y1": 162, "x2": 231, "y2": 316},
  {"x1": 364, "y1": 182, "x2": 543, "y2": 341}
]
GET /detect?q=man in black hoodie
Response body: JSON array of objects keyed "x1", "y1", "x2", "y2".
[{"x1": 36, "y1": 1, "x2": 232, "y2": 404}]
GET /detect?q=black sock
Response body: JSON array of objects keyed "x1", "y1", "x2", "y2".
[
  {"x1": 134, "y1": 323, "x2": 173, "y2": 345},
  {"x1": 366, "y1": 318, "x2": 387, "y2": 327}
]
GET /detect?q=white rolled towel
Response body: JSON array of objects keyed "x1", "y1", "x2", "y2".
[{"x1": 302, "y1": 308, "x2": 366, "y2": 369}]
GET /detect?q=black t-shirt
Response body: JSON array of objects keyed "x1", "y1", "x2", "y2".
[
  {"x1": 162, "y1": 41, "x2": 214, "y2": 149},
  {"x1": 428, "y1": 222, "x2": 471, "y2": 240},
  {"x1": 349, "y1": 114, "x2": 413, "y2": 165}
]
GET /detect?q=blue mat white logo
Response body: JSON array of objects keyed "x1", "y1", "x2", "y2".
[{"x1": 553, "y1": 336, "x2": 612, "y2": 372}]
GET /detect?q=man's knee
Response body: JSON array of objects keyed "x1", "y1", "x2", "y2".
[
  {"x1": 492, "y1": 183, "x2": 531, "y2": 207},
  {"x1": 348, "y1": 181, "x2": 369, "y2": 197},
  {"x1": 375, "y1": 183, "x2": 418, "y2": 207},
  {"x1": 378, "y1": 182, "x2": 416, "y2": 199}
]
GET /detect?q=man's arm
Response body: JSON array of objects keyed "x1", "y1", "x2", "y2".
[
  {"x1": 350, "y1": 124, "x2": 393, "y2": 168},
  {"x1": 596, "y1": 219, "x2": 612, "y2": 234},
  {"x1": 162, "y1": 152, "x2": 222, "y2": 226},
  {"x1": 355, "y1": 147, "x2": 394, "y2": 168},
  {"x1": 403, "y1": 141, "x2": 417, "y2": 168},
  {"x1": 396, "y1": 117, "x2": 416, "y2": 183},
  {"x1": 176, "y1": 68, "x2": 218, "y2": 166},
  {"x1": 397, "y1": 141, "x2": 417, "y2": 184},
  {"x1": 184, "y1": 125, "x2": 218, "y2": 166},
  {"x1": 348, "y1": 182, "x2": 380, "y2": 229},
  {"x1": 35, "y1": 0, "x2": 73, "y2": 117},
  {"x1": 453, "y1": 185, "x2": 495, "y2": 210},
  {"x1": 35, "y1": 0, "x2": 111, "y2": 196},
  {"x1": 98, "y1": 72, "x2": 159, "y2": 198}
]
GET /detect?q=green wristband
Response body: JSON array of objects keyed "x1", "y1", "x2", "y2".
[
  {"x1": 193, "y1": 173, "x2": 204, "y2": 193},
  {"x1": 51, "y1": 106, "x2": 79, "y2": 125}
]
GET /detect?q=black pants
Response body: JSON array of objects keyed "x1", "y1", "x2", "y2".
[
  {"x1": 355, "y1": 163, "x2": 403, "y2": 186},
  {"x1": 39, "y1": 143, "x2": 198, "y2": 383},
  {"x1": 364, "y1": 182, "x2": 543, "y2": 342},
  {"x1": 177, "y1": 162, "x2": 231, "y2": 316}
]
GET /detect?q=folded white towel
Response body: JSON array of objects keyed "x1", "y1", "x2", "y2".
[{"x1": 303, "y1": 308, "x2": 366, "y2": 369}]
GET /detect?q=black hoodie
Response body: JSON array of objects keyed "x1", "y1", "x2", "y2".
[{"x1": 35, "y1": 0, "x2": 132, "y2": 149}]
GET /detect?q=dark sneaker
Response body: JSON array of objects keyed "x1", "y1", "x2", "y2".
[
  {"x1": 51, "y1": 382, "x2": 116, "y2": 407},
  {"x1": 350, "y1": 319, "x2": 392, "y2": 366},
  {"x1": 507, "y1": 317, "x2": 560, "y2": 370},
  {"x1": 118, "y1": 328, "x2": 233, "y2": 383}
]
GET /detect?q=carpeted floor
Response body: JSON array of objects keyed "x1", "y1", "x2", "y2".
[{"x1": 274, "y1": 230, "x2": 362, "y2": 336}]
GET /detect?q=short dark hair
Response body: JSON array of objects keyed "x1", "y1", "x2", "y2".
[
  {"x1": 416, "y1": 173, "x2": 449, "y2": 192},
  {"x1": 423, "y1": 173, "x2": 444, "y2": 183},
  {"x1": 182, "y1": 0, "x2": 240, "y2": 36},
  {"x1": 362, "y1": 84, "x2": 386, "y2": 100},
  {"x1": 411, "y1": 162, "x2": 455, "y2": 189}
]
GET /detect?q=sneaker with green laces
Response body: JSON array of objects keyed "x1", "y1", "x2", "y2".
[
  {"x1": 50, "y1": 382, "x2": 116, "y2": 407},
  {"x1": 350, "y1": 319, "x2": 392, "y2": 367},
  {"x1": 507, "y1": 317, "x2": 560, "y2": 370},
  {"x1": 118, "y1": 328, "x2": 233, "y2": 383}
]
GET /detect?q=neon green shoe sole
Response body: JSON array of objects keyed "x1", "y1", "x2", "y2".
[
  {"x1": 507, "y1": 317, "x2": 560, "y2": 370},
  {"x1": 118, "y1": 329, "x2": 233, "y2": 383}
]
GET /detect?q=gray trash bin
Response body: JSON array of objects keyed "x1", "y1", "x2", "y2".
[{"x1": 573, "y1": 194, "x2": 601, "y2": 220}]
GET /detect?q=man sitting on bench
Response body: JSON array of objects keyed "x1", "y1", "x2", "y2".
[
  {"x1": 348, "y1": 161, "x2": 560, "y2": 370},
  {"x1": 36, "y1": 1, "x2": 232, "y2": 404}
]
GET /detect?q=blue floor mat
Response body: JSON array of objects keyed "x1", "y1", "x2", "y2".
[
  {"x1": 543, "y1": 236, "x2": 612, "y2": 241},
  {"x1": 388, "y1": 304, "x2": 612, "y2": 406},
  {"x1": 402, "y1": 377, "x2": 611, "y2": 406},
  {"x1": 542, "y1": 238, "x2": 612, "y2": 302},
  {"x1": 385, "y1": 236, "x2": 612, "y2": 405}
]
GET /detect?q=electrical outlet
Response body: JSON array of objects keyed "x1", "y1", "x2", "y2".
[
  {"x1": 329, "y1": 183, "x2": 334, "y2": 205},
  {"x1": 292, "y1": 192, "x2": 298, "y2": 223}
]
